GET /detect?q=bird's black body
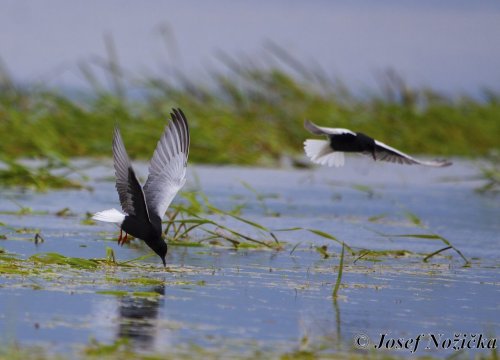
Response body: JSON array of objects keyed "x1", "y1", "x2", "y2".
[
  {"x1": 330, "y1": 132, "x2": 375, "y2": 153},
  {"x1": 329, "y1": 132, "x2": 378, "y2": 160},
  {"x1": 122, "y1": 215, "x2": 167, "y2": 265},
  {"x1": 118, "y1": 167, "x2": 167, "y2": 265}
]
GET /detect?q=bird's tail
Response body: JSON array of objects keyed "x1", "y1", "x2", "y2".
[
  {"x1": 304, "y1": 139, "x2": 345, "y2": 167},
  {"x1": 92, "y1": 208, "x2": 126, "y2": 223}
]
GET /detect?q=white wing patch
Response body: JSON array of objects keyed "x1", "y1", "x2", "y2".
[
  {"x1": 304, "y1": 120, "x2": 356, "y2": 136},
  {"x1": 317, "y1": 127, "x2": 355, "y2": 136}
]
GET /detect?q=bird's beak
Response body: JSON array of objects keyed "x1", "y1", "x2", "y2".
[{"x1": 162, "y1": 257, "x2": 166, "y2": 267}]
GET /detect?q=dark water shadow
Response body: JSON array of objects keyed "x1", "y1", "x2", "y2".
[{"x1": 116, "y1": 285, "x2": 165, "y2": 350}]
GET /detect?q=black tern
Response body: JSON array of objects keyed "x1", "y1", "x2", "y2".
[
  {"x1": 93, "y1": 108, "x2": 190, "y2": 266},
  {"x1": 304, "y1": 120, "x2": 451, "y2": 168}
]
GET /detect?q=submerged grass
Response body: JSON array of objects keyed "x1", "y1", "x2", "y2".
[
  {"x1": 332, "y1": 242, "x2": 345, "y2": 299},
  {"x1": 371, "y1": 211, "x2": 470, "y2": 265}
]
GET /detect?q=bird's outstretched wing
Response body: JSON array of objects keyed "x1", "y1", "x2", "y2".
[
  {"x1": 372, "y1": 140, "x2": 452, "y2": 167},
  {"x1": 304, "y1": 119, "x2": 355, "y2": 136},
  {"x1": 113, "y1": 127, "x2": 151, "y2": 221},
  {"x1": 143, "y1": 108, "x2": 190, "y2": 219}
]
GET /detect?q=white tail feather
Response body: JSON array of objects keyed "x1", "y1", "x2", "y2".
[
  {"x1": 304, "y1": 139, "x2": 345, "y2": 167},
  {"x1": 318, "y1": 152, "x2": 345, "y2": 167},
  {"x1": 304, "y1": 139, "x2": 331, "y2": 160},
  {"x1": 92, "y1": 208, "x2": 126, "y2": 223}
]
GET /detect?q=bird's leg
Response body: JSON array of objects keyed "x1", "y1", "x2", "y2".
[
  {"x1": 372, "y1": 150, "x2": 377, "y2": 161},
  {"x1": 118, "y1": 228, "x2": 123, "y2": 245},
  {"x1": 123, "y1": 232, "x2": 128, "y2": 244}
]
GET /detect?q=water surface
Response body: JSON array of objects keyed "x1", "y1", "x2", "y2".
[{"x1": 0, "y1": 159, "x2": 498, "y2": 358}]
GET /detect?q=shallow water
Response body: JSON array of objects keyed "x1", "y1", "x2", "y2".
[{"x1": 0, "y1": 159, "x2": 498, "y2": 358}]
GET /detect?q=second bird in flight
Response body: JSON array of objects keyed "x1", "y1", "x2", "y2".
[{"x1": 303, "y1": 120, "x2": 452, "y2": 168}]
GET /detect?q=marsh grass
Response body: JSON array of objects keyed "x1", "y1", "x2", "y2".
[
  {"x1": 1, "y1": 46, "x2": 499, "y2": 170},
  {"x1": 163, "y1": 191, "x2": 359, "y2": 252},
  {"x1": 164, "y1": 206, "x2": 281, "y2": 249}
]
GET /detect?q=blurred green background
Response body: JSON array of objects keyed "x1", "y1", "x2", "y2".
[{"x1": 1, "y1": 55, "x2": 499, "y2": 166}]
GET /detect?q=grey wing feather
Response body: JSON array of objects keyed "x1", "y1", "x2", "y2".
[
  {"x1": 113, "y1": 127, "x2": 138, "y2": 215},
  {"x1": 373, "y1": 140, "x2": 452, "y2": 167},
  {"x1": 143, "y1": 108, "x2": 190, "y2": 219}
]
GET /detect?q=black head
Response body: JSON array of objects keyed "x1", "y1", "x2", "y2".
[{"x1": 148, "y1": 237, "x2": 168, "y2": 267}]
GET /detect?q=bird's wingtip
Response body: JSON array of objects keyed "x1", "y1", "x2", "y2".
[
  {"x1": 419, "y1": 158, "x2": 453, "y2": 167},
  {"x1": 304, "y1": 119, "x2": 315, "y2": 131},
  {"x1": 304, "y1": 119, "x2": 323, "y2": 135}
]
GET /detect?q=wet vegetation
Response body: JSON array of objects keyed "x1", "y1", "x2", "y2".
[
  {"x1": 0, "y1": 178, "x2": 495, "y2": 357},
  {"x1": 0, "y1": 341, "x2": 497, "y2": 360},
  {"x1": 0, "y1": 192, "x2": 471, "y2": 281},
  {"x1": 0, "y1": 46, "x2": 498, "y2": 358}
]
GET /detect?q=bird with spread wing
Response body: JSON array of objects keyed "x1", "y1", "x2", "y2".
[
  {"x1": 92, "y1": 108, "x2": 190, "y2": 266},
  {"x1": 304, "y1": 120, "x2": 451, "y2": 168}
]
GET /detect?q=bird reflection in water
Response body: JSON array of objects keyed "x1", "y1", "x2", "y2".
[{"x1": 116, "y1": 285, "x2": 165, "y2": 350}]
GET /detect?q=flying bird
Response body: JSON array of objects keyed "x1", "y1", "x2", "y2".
[
  {"x1": 303, "y1": 120, "x2": 451, "y2": 168},
  {"x1": 92, "y1": 108, "x2": 190, "y2": 266}
]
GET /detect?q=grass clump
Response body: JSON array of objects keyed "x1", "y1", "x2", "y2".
[
  {"x1": 29, "y1": 253, "x2": 101, "y2": 270},
  {"x1": 163, "y1": 190, "x2": 358, "y2": 251}
]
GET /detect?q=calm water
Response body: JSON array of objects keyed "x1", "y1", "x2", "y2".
[{"x1": 0, "y1": 159, "x2": 498, "y2": 357}]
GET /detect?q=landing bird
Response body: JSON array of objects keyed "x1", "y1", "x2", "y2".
[
  {"x1": 303, "y1": 120, "x2": 451, "y2": 168},
  {"x1": 92, "y1": 108, "x2": 190, "y2": 266}
]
